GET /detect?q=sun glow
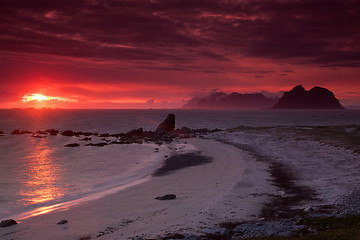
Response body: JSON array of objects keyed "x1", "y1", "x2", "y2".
[{"x1": 22, "y1": 94, "x2": 54, "y2": 102}]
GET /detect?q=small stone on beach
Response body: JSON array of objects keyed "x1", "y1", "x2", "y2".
[
  {"x1": 65, "y1": 143, "x2": 80, "y2": 147},
  {"x1": 155, "y1": 194, "x2": 176, "y2": 200},
  {"x1": 57, "y1": 220, "x2": 68, "y2": 225},
  {"x1": 0, "y1": 219, "x2": 17, "y2": 227}
]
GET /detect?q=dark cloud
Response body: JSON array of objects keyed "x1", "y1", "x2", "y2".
[
  {"x1": 0, "y1": 0, "x2": 359, "y2": 68},
  {"x1": 137, "y1": 66, "x2": 188, "y2": 71}
]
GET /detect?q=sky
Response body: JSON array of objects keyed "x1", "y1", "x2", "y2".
[{"x1": 1, "y1": 0, "x2": 359, "y2": 109}]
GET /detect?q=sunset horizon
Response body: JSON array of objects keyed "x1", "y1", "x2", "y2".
[
  {"x1": 1, "y1": 0, "x2": 359, "y2": 109},
  {"x1": 1, "y1": 1, "x2": 360, "y2": 237},
  {"x1": 0, "y1": 84, "x2": 355, "y2": 110}
]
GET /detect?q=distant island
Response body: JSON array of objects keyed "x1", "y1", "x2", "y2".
[
  {"x1": 182, "y1": 85, "x2": 344, "y2": 109},
  {"x1": 272, "y1": 85, "x2": 344, "y2": 109},
  {"x1": 182, "y1": 92, "x2": 278, "y2": 109}
]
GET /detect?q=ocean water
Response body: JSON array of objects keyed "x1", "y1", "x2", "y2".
[{"x1": 0, "y1": 109, "x2": 359, "y2": 221}]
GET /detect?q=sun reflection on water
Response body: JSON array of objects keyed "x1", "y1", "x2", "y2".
[{"x1": 19, "y1": 138, "x2": 64, "y2": 206}]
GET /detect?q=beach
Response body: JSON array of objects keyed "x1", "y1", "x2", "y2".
[
  {"x1": 1, "y1": 122, "x2": 360, "y2": 239},
  {"x1": 0, "y1": 138, "x2": 276, "y2": 240}
]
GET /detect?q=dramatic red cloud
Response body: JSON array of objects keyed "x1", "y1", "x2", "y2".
[{"x1": 0, "y1": 0, "x2": 359, "y2": 108}]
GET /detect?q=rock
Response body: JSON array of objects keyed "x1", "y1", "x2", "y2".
[
  {"x1": 85, "y1": 142, "x2": 108, "y2": 147},
  {"x1": 82, "y1": 132, "x2": 93, "y2": 136},
  {"x1": 155, "y1": 194, "x2": 176, "y2": 200},
  {"x1": 57, "y1": 220, "x2": 68, "y2": 225},
  {"x1": 62, "y1": 130, "x2": 75, "y2": 136},
  {"x1": 79, "y1": 137, "x2": 92, "y2": 141},
  {"x1": 179, "y1": 133, "x2": 191, "y2": 138},
  {"x1": 272, "y1": 85, "x2": 344, "y2": 109},
  {"x1": 65, "y1": 143, "x2": 80, "y2": 147},
  {"x1": 156, "y1": 114, "x2": 175, "y2": 133},
  {"x1": 180, "y1": 126, "x2": 192, "y2": 133},
  {"x1": 11, "y1": 129, "x2": 22, "y2": 134},
  {"x1": 0, "y1": 219, "x2": 17, "y2": 227},
  {"x1": 124, "y1": 128, "x2": 144, "y2": 139},
  {"x1": 46, "y1": 129, "x2": 59, "y2": 135}
]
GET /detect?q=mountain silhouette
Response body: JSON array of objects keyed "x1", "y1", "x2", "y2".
[
  {"x1": 182, "y1": 92, "x2": 278, "y2": 109},
  {"x1": 272, "y1": 85, "x2": 344, "y2": 109}
]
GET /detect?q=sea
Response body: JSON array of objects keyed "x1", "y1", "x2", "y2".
[{"x1": 0, "y1": 109, "x2": 359, "y2": 221}]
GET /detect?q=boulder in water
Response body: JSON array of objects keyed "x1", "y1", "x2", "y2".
[{"x1": 156, "y1": 114, "x2": 175, "y2": 133}]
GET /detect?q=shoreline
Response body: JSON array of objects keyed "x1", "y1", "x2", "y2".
[
  {"x1": 2, "y1": 125, "x2": 359, "y2": 239},
  {"x1": 1, "y1": 138, "x2": 275, "y2": 240},
  {"x1": 215, "y1": 139, "x2": 317, "y2": 220}
]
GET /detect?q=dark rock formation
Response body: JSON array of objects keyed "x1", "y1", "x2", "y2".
[
  {"x1": 62, "y1": 130, "x2": 96, "y2": 137},
  {"x1": 57, "y1": 220, "x2": 68, "y2": 225},
  {"x1": 0, "y1": 219, "x2": 17, "y2": 227},
  {"x1": 272, "y1": 85, "x2": 344, "y2": 109},
  {"x1": 64, "y1": 143, "x2": 80, "y2": 147},
  {"x1": 6, "y1": 114, "x2": 218, "y2": 148},
  {"x1": 156, "y1": 114, "x2": 175, "y2": 133},
  {"x1": 85, "y1": 142, "x2": 108, "y2": 147},
  {"x1": 124, "y1": 128, "x2": 144, "y2": 140},
  {"x1": 62, "y1": 130, "x2": 77, "y2": 137},
  {"x1": 155, "y1": 194, "x2": 176, "y2": 200},
  {"x1": 79, "y1": 137, "x2": 92, "y2": 141},
  {"x1": 182, "y1": 92, "x2": 278, "y2": 109},
  {"x1": 46, "y1": 129, "x2": 59, "y2": 135}
]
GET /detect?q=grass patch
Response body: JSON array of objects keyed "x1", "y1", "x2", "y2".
[{"x1": 234, "y1": 215, "x2": 360, "y2": 240}]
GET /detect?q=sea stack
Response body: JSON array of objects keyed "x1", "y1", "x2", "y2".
[
  {"x1": 272, "y1": 85, "x2": 344, "y2": 109},
  {"x1": 156, "y1": 114, "x2": 175, "y2": 133}
]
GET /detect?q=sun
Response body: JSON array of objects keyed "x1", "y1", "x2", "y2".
[{"x1": 22, "y1": 94, "x2": 54, "y2": 102}]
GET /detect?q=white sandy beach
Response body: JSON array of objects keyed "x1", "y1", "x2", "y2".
[
  {"x1": 2, "y1": 129, "x2": 360, "y2": 240},
  {"x1": 0, "y1": 138, "x2": 276, "y2": 240}
]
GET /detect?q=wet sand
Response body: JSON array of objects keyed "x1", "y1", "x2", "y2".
[{"x1": 0, "y1": 138, "x2": 275, "y2": 240}]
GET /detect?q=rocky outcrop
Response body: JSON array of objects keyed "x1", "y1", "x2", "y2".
[
  {"x1": 7, "y1": 114, "x2": 220, "y2": 148},
  {"x1": 0, "y1": 219, "x2": 17, "y2": 227},
  {"x1": 272, "y1": 85, "x2": 344, "y2": 109},
  {"x1": 156, "y1": 114, "x2": 175, "y2": 133}
]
